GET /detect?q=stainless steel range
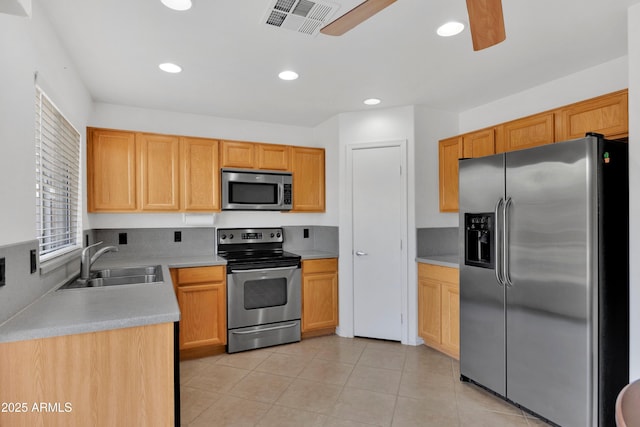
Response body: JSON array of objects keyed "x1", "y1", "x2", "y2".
[{"x1": 217, "y1": 227, "x2": 301, "y2": 353}]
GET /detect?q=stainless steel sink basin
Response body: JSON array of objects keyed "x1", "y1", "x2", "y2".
[{"x1": 59, "y1": 265, "x2": 163, "y2": 290}]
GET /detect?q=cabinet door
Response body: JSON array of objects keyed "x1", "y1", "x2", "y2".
[
  {"x1": 256, "y1": 143, "x2": 290, "y2": 170},
  {"x1": 558, "y1": 90, "x2": 628, "y2": 140},
  {"x1": 438, "y1": 136, "x2": 462, "y2": 212},
  {"x1": 440, "y1": 282, "x2": 460, "y2": 358},
  {"x1": 181, "y1": 137, "x2": 220, "y2": 211},
  {"x1": 291, "y1": 146, "x2": 325, "y2": 212},
  {"x1": 302, "y1": 271, "x2": 338, "y2": 332},
  {"x1": 462, "y1": 128, "x2": 495, "y2": 158},
  {"x1": 418, "y1": 278, "x2": 441, "y2": 346},
  {"x1": 176, "y1": 282, "x2": 226, "y2": 349},
  {"x1": 496, "y1": 112, "x2": 555, "y2": 153},
  {"x1": 220, "y1": 140, "x2": 255, "y2": 168},
  {"x1": 138, "y1": 133, "x2": 180, "y2": 210},
  {"x1": 87, "y1": 128, "x2": 137, "y2": 211}
]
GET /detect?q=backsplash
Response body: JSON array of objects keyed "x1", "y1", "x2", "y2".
[
  {"x1": 417, "y1": 227, "x2": 459, "y2": 257},
  {"x1": 0, "y1": 240, "x2": 79, "y2": 325},
  {"x1": 282, "y1": 226, "x2": 339, "y2": 253},
  {"x1": 93, "y1": 227, "x2": 216, "y2": 259}
]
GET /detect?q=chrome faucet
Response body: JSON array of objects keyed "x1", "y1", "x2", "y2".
[{"x1": 79, "y1": 241, "x2": 118, "y2": 281}]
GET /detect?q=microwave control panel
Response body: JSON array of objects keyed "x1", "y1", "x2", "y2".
[{"x1": 283, "y1": 184, "x2": 292, "y2": 205}]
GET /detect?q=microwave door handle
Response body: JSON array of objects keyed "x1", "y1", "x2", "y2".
[{"x1": 278, "y1": 183, "x2": 283, "y2": 205}]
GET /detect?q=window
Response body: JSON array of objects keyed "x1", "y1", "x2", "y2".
[{"x1": 35, "y1": 86, "x2": 81, "y2": 261}]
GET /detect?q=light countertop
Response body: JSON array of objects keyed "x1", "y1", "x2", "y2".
[
  {"x1": 0, "y1": 255, "x2": 227, "y2": 344},
  {"x1": 416, "y1": 255, "x2": 459, "y2": 269},
  {"x1": 294, "y1": 250, "x2": 339, "y2": 260}
]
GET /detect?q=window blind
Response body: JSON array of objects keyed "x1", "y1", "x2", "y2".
[{"x1": 35, "y1": 87, "x2": 81, "y2": 260}]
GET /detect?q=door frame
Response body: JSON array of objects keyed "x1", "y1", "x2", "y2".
[{"x1": 341, "y1": 140, "x2": 409, "y2": 343}]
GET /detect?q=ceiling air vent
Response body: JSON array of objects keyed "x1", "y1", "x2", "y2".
[{"x1": 263, "y1": 0, "x2": 340, "y2": 36}]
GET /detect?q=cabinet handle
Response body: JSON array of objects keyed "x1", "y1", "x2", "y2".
[{"x1": 355, "y1": 251, "x2": 368, "y2": 256}]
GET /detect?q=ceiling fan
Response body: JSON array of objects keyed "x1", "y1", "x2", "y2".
[{"x1": 320, "y1": 0, "x2": 506, "y2": 51}]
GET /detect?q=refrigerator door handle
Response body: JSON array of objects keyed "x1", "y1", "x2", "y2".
[
  {"x1": 503, "y1": 197, "x2": 513, "y2": 287},
  {"x1": 494, "y1": 198, "x2": 506, "y2": 286}
]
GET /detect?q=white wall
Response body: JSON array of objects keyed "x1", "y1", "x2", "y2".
[
  {"x1": 414, "y1": 106, "x2": 459, "y2": 228},
  {"x1": 88, "y1": 103, "x2": 339, "y2": 229},
  {"x1": 459, "y1": 56, "x2": 628, "y2": 133},
  {"x1": 336, "y1": 106, "x2": 419, "y2": 343},
  {"x1": 628, "y1": 3, "x2": 640, "y2": 381},
  {"x1": 0, "y1": 2, "x2": 92, "y2": 247}
]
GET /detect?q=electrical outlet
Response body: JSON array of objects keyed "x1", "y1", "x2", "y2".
[
  {"x1": 303, "y1": 228, "x2": 310, "y2": 238},
  {"x1": 174, "y1": 231, "x2": 182, "y2": 242},
  {"x1": 30, "y1": 249, "x2": 37, "y2": 274},
  {"x1": 119, "y1": 233, "x2": 127, "y2": 245},
  {"x1": 0, "y1": 257, "x2": 5, "y2": 287}
]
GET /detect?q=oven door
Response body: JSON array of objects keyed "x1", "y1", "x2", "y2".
[{"x1": 227, "y1": 265, "x2": 301, "y2": 329}]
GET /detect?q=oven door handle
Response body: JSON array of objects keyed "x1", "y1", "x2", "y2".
[
  {"x1": 230, "y1": 322, "x2": 298, "y2": 335},
  {"x1": 230, "y1": 265, "x2": 299, "y2": 274}
]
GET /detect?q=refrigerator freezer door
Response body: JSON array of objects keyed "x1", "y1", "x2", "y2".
[
  {"x1": 459, "y1": 154, "x2": 507, "y2": 397},
  {"x1": 505, "y1": 139, "x2": 595, "y2": 427}
]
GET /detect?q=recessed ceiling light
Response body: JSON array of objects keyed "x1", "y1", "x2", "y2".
[
  {"x1": 278, "y1": 70, "x2": 299, "y2": 81},
  {"x1": 437, "y1": 21, "x2": 465, "y2": 37},
  {"x1": 363, "y1": 98, "x2": 381, "y2": 106},
  {"x1": 161, "y1": 0, "x2": 192, "y2": 11},
  {"x1": 159, "y1": 62, "x2": 182, "y2": 73}
]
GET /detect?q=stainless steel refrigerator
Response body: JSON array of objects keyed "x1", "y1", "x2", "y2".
[{"x1": 458, "y1": 134, "x2": 629, "y2": 427}]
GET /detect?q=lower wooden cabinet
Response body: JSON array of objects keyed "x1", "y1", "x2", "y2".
[
  {"x1": 171, "y1": 265, "x2": 226, "y2": 359},
  {"x1": 0, "y1": 323, "x2": 174, "y2": 427},
  {"x1": 301, "y1": 258, "x2": 338, "y2": 337},
  {"x1": 418, "y1": 262, "x2": 459, "y2": 359}
]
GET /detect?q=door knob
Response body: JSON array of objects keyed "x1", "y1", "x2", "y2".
[{"x1": 355, "y1": 251, "x2": 368, "y2": 256}]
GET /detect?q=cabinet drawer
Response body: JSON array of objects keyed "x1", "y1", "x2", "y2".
[
  {"x1": 418, "y1": 263, "x2": 458, "y2": 284},
  {"x1": 177, "y1": 266, "x2": 225, "y2": 285},
  {"x1": 303, "y1": 258, "x2": 338, "y2": 274}
]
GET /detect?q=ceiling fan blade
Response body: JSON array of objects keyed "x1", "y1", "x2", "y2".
[
  {"x1": 320, "y1": 0, "x2": 397, "y2": 36},
  {"x1": 466, "y1": 0, "x2": 506, "y2": 51}
]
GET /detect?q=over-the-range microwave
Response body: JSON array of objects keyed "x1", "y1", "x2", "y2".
[{"x1": 221, "y1": 168, "x2": 293, "y2": 211}]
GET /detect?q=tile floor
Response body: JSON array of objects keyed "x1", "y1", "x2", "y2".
[{"x1": 179, "y1": 335, "x2": 549, "y2": 426}]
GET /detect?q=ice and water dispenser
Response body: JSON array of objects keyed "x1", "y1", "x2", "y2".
[{"x1": 464, "y1": 213, "x2": 494, "y2": 269}]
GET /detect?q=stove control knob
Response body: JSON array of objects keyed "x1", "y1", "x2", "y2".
[
  {"x1": 221, "y1": 234, "x2": 227, "y2": 240},
  {"x1": 229, "y1": 234, "x2": 234, "y2": 239},
  {"x1": 270, "y1": 233, "x2": 275, "y2": 238},
  {"x1": 276, "y1": 232, "x2": 281, "y2": 238}
]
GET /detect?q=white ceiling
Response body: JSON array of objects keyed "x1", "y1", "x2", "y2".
[{"x1": 40, "y1": 0, "x2": 639, "y2": 127}]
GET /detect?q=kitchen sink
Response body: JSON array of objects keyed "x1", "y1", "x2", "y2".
[{"x1": 59, "y1": 265, "x2": 164, "y2": 290}]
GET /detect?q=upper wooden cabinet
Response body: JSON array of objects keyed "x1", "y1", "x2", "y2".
[
  {"x1": 87, "y1": 128, "x2": 137, "y2": 211},
  {"x1": 556, "y1": 90, "x2": 628, "y2": 141},
  {"x1": 496, "y1": 112, "x2": 555, "y2": 153},
  {"x1": 438, "y1": 136, "x2": 462, "y2": 213},
  {"x1": 438, "y1": 89, "x2": 628, "y2": 213},
  {"x1": 88, "y1": 128, "x2": 325, "y2": 214},
  {"x1": 137, "y1": 133, "x2": 180, "y2": 211},
  {"x1": 256, "y1": 143, "x2": 290, "y2": 170},
  {"x1": 462, "y1": 128, "x2": 495, "y2": 158},
  {"x1": 291, "y1": 146, "x2": 325, "y2": 212},
  {"x1": 88, "y1": 128, "x2": 221, "y2": 213},
  {"x1": 220, "y1": 140, "x2": 291, "y2": 171},
  {"x1": 181, "y1": 137, "x2": 220, "y2": 211},
  {"x1": 219, "y1": 140, "x2": 255, "y2": 168}
]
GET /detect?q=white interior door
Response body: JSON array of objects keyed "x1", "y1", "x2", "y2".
[{"x1": 352, "y1": 144, "x2": 404, "y2": 341}]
